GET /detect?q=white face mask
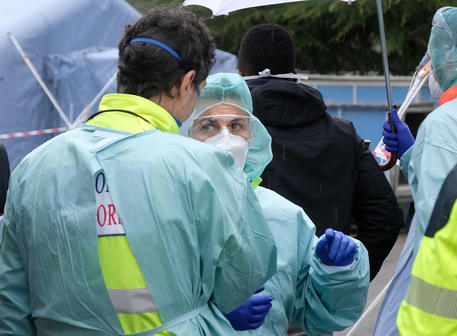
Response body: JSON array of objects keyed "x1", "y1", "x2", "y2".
[
  {"x1": 429, "y1": 70, "x2": 444, "y2": 98},
  {"x1": 204, "y1": 128, "x2": 249, "y2": 168}
]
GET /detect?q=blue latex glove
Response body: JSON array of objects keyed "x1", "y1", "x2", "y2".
[
  {"x1": 382, "y1": 108, "x2": 415, "y2": 159},
  {"x1": 315, "y1": 228, "x2": 357, "y2": 266},
  {"x1": 224, "y1": 286, "x2": 274, "y2": 331}
]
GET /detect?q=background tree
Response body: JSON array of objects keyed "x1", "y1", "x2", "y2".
[{"x1": 127, "y1": 0, "x2": 450, "y2": 75}]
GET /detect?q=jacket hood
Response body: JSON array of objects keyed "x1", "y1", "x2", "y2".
[{"x1": 250, "y1": 78, "x2": 326, "y2": 127}]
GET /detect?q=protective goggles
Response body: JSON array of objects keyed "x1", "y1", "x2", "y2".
[{"x1": 190, "y1": 114, "x2": 252, "y2": 140}]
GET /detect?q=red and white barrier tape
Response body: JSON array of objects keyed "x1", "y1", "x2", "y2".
[
  {"x1": 373, "y1": 146, "x2": 391, "y2": 161},
  {"x1": 0, "y1": 127, "x2": 68, "y2": 139}
]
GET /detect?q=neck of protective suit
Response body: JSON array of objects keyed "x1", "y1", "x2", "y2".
[
  {"x1": 439, "y1": 84, "x2": 457, "y2": 106},
  {"x1": 87, "y1": 93, "x2": 180, "y2": 134}
]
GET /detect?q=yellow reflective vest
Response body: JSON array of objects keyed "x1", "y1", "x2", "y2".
[
  {"x1": 397, "y1": 164, "x2": 457, "y2": 335},
  {"x1": 87, "y1": 93, "x2": 179, "y2": 335}
]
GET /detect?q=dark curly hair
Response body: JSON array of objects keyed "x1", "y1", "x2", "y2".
[
  {"x1": 117, "y1": 6, "x2": 215, "y2": 98},
  {"x1": 238, "y1": 23, "x2": 296, "y2": 76}
]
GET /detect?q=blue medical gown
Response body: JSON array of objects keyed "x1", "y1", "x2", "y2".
[
  {"x1": 0, "y1": 126, "x2": 277, "y2": 335},
  {"x1": 238, "y1": 186, "x2": 370, "y2": 336}
]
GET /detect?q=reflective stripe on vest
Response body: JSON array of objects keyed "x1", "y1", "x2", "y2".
[
  {"x1": 109, "y1": 288, "x2": 158, "y2": 314},
  {"x1": 404, "y1": 275, "x2": 457, "y2": 320},
  {"x1": 122, "y1": 304, "x2": 209, "y2": 336}
]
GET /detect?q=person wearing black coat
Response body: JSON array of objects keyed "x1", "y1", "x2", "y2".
[
  {"x1": 0, "y1": 141, "x2": 10, "y2": 236},
  {"x1": 0, "y1": 141, "x2": 9, "y2": 216},
  {"x1": 238, "y1": 23, "x2": 402, "y2": 281}
]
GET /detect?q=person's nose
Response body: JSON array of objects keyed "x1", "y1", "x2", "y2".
[{"x1": 220, "y1": 127, "x2": 230, "y2": 136}]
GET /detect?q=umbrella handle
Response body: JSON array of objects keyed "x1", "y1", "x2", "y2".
[{"x1": 379, "y1": 111, "x2": 397, "y2": 171}]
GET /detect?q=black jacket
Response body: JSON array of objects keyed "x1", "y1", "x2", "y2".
[
  {"x1": 0, "y1": 142, "x2": 9, "y2": 215},
  {"x1": 250, "y1": 78, "x2": 401, "y2": 279}
]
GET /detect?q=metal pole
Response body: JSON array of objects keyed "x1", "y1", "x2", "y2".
[
  {"x1": 345, "y1": 277, "x2": 393, "y2": 336},
  {"x1": 70, "y1": 71, "x2": 118, "y2": 129},
  {"x1": 375, "y1": 0, "x2": 393, "y2": 111},
  {"x1": 7, "y1": 32, "x2": 72, "y2": 128}
]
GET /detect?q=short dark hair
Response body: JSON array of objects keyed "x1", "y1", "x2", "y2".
[
  {"x1": 238, "y1": 23, "x2": 296, "y2": 76},
  {"x1": 117, "y1": 6, "x2": 215, "y2": 98}
]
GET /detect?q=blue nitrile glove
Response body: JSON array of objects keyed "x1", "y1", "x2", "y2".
[
  {"x1": 224, "y1": 286, "x2": 275, "y2": 331},
  {"x1": 315, "y1": 228, "x2": 357, "y2": 266},
  {"x1": 382, "y1": 108, "x2": 414, "y2": 159}
]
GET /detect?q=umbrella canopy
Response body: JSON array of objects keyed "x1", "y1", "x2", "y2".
[
  {"x1": 183, "y1": 0, "x2": 305, "y2": 16},
  {"x1": 183, "y1": 0, "x2": 355, "y2": 16}
]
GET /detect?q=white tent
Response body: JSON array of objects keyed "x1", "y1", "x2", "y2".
[
  {"x1": 1, "y1": 0, "x2": 238, "y2": 169},
  {"x1": 0, "y1": 0, "x2": 140, "y2": 168}
]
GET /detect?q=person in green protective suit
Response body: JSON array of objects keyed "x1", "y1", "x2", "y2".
[
  {"x1": 0, "y1": 7, "x2": 277, "y2": 336},
  {"x1": 181, "y1": 72, "x2": 370, "y2": 336}
]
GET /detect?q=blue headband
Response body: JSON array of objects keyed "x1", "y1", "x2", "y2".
[{"x1": 129, "y1": 38, "x2": 183, "y2": 62}]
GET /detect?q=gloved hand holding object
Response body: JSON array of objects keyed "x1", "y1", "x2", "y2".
[
  {"x1": 315, "y1": 228, "x2": 357, "y2": 266},
  {"x1": 382, "y1": 108, "x2": 415, "y2": 159},
  {"x1": 224, "y1": 286, "x2": 275, "y2": 331}
]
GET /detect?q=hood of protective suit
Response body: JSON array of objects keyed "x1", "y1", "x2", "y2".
[
  {"x1": 181, "y1": 73, "x2": 272, "y2": 181},
  {"x1": 250, "y1": 78, "x2": 326, "y2": 127},
  {"x1": 428, "y1": 6, "x2": 457, "y2": 91}
]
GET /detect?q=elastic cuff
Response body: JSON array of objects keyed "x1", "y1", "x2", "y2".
[{"x1": 320, "y1": 259, "x2": 356, "y2": 272}]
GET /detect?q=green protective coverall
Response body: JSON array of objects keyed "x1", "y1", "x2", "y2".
[{"x1": 182, "y1": 73, "x2": 370, "y2": 336}]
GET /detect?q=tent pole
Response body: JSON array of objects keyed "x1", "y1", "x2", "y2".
[
  {"x1": 7, "y1": 32, "x2": 71, "y2": 128},
  {"x1": 70, "y1": 71, "x2": 118, "y2": 129},
  {"x1": 375, "y1": 0, "x2": 393, "y2": 111},
  {"x1": 345, "y1": 277, "x2": 393, "y2": 336}
]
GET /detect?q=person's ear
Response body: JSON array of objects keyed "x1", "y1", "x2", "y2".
[{"x1": 177, "y1": 70, "x2": 196, "y2": 97}]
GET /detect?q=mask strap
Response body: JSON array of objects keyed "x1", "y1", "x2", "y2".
[
  {"x1": 172, "y1": 115, "x2": 182, "y2": 127},
  {"x1": 242, "y1": 68, "x2": 309, "y2": 82},
  {"x1": 195, "y1": 81, "x2": 200, "y2": 97}
]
